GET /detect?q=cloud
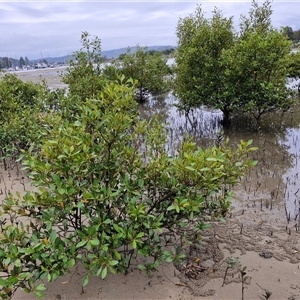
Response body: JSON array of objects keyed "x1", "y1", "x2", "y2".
[{"x1": 0, "y1": 1, "x2": 299, "y2": 60}]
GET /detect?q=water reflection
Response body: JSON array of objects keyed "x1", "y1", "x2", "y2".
[
  {"x1": 280, "y1": 128, "x2": 300, "y2": 217},
  {"x1": 139, "y1": 93, "x2": 223, "y2": 152},
  {"x1": 139, "y1": 93, "x2": 300, "y2": 220}
]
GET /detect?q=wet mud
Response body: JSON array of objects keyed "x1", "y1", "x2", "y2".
[
  {"x1": 140, "y1": 93, "x2": 300, "y2": 297},
  {"x1": 6, "y1": 69, "x2": 300, "y2": 299}
]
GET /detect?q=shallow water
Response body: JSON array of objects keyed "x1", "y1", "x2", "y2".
[{"x1": 140, "y1": 92, "x2": 300, "y2": 222}]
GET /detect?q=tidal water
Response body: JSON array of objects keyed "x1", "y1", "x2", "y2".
[{"x1": 140, "y1": 92, "x2": 300, "y2": 222}]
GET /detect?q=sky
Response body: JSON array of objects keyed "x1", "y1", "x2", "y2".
[{"x1": 1, "y1": 1, "x2": 300, "y2": 60}]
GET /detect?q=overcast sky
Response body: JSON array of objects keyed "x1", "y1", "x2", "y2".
[{"x1": 1, "y1": 1, "x2": 299, "y2": 60}]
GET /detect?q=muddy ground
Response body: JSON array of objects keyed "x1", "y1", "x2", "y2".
[
  {"x1": 2, "y1": 68, "x2": 299, "y2": 299},
  {"x1": 1, "y1": 159, "x2": 298, "y2": 300}
]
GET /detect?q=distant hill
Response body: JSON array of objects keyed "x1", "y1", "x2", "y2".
[
  {"x1": 30, "y1": 55, "x2": 73, "y2": 64},
  {"x1": 102, "y1": 45, "x2": 175, "y2": 59},
  {"x1": 31, "y1": 45, "x2": 175, "y2": 63}
]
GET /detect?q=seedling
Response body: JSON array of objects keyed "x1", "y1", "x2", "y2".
[
  {"x1": 240, "y1": 266, "x2": 249, "y2": 300},
  {"x1": 222, "y1": 257, "x2": 239, "y2": 287}
]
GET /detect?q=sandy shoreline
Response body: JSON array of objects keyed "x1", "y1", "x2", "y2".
[{"x1": 12, "y1": 67, "x2": 68, "y2": 90}]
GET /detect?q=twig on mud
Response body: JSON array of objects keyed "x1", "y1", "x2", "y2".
[
  {"x1": 240, "y1": 266, "x2": 248, "y2": 300},
  {"x1": 256, "y1": 282, "x2": 272, "y2": 299}
]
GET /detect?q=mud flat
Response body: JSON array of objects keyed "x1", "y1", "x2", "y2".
[
  {"x1": 5, "y1": 70, "x2": 300, "y2": 299},
  {"x1": 13, "y1": 67, "x2": 68, "y2": 90},
  {"x1": 0, "y1": 159, "x2": 298, "y2": 300}
]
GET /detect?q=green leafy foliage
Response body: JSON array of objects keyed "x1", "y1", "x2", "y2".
[
  {"x1": 175, "y1": 0, "x2": 295, "y2": 126},
  {"x1": 0, "y1": 73, "x2": 55, "y2": 157},
  {"x1": 61, "y1": 31, "x2": 105, "y2": 103},
  {"x1": 0, "y1": 33, "x2": 258, "y2": 298},
  {"x1": 288, "y1": 50, "x2": 300, "y2": 79},
  {"x1": 222, "y1": 0, "x2": 295, "y2": 124},
  {"x1": 104, "y1": 46, "x2": 172, "y2": 102},
  {"x1": 175, "y1": 5, "x2": 234, "y2": 118},
  {"x1": 0, "y1": 79, "x2": 257, "y2": 297}
]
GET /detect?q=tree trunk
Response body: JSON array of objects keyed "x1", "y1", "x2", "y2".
[{"x1": 220, "y1": 106, "x2": 231, "y2": 127}]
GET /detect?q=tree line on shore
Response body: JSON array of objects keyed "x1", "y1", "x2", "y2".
[
  {"x1": 284, "y1": 26, "x2": 300, "y2": 44},
  {"x1": 0, "y1": 48, "x2": 175, "y2": 71}
]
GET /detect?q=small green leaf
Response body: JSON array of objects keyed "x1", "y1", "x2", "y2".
[
  {"x1": 165, "y1": 256, "x2": 173, "y2": 263},
  {"x1": 137, "y1": 264, "x2": 146, "y2": 271},
  {"x1": 207, "y1": 157, "x2": 218, "y2": 162},
  {"x1": 114, "y1": 250, "x2": 121, "y2": 260},
  {"x1": 95, "y1": 267, "x2": 102, "y2": 277},
  {"x1": 58, "y1": 188, "x2": 65, "y2": 195},
  {"x1": 138, "y1": 179, "x2": 144, "y2": 187},
  {"x1": 167, "y1": 205, "x2": 175, "y2": 211},
  {"x1": 113, "y1": 224, "x2": 123, "y2": 233},
  {"x1": 101, "y1": 267, "x2": 107, "y2": 279},
  {"x1": 200, "y1": 167, "x2": 210, "y2": 171},
  {"x1": 49, "y1": 231, "x2": 57, "y2": 243},
  {"x1": 109, "y1": 260, "x2": 119, "y2": 266},
  {"x1": 199, "y1": 223, "x2": 211, "y2": 230},
  {"x1": 249, "y1": 160, "x2": 258, "y2": 166},
  {"x1": 132, "y1": 240, "x2": 137, "y2": 249},
  {"x1": 35, "y1": 291, "x2": 45, "y2": 299},
  {"x1": 68, "y1": 258, "x2": 76, "y2": 268},
  {"x1": 14, "y1": 259, "x2": 21, "y2": 267},
  {"x1": 136, "y1": 232, "x2": 144, "y2": 238},
  {"x1": 9, "y1": 244, "x2": 18, "y2": 256},
  {"x1": 35, "y1": 284, "x2": 46, "y2": 291},
  {"x1": 248, "y1": 147, "x2": 258, "y2": 151},
  {"x1": 185, "y1": 166, "x2": 196, "y2": 171},
  {"x1": 52, "y1": 174, "x2": 61, "y2": 186},
  {"x1": 48, "y1": 140, "x2": 58, "y2": 145},
  {"x1": 76, "y1": 240, "x2": 87, "y2": 248},
  {"x1": 82, "y1": 275, "x2": 89, "y2": 287},
  {"x1": 90, "y1": 239, "x2": 100, "y2": 246},
  {"x1": 0, "y1": 277, "x2": 7, "y2": 286}
]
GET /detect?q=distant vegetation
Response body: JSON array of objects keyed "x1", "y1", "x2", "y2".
[
  {"x1": 0, "y1": 46, "x2": 175, "y2": 71},
  {"x1": 103, "y1": 45, "x2": 173, "y2": 102},
  {"x1": 102, "y1": 45, "x2": 175, "y2": 60},
  {"x1": 175, "y1": 0, "x2": 298, "y2": 127},
  {"x1": 283, "y1": 26, "x2": 300, "y2": 45}
]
